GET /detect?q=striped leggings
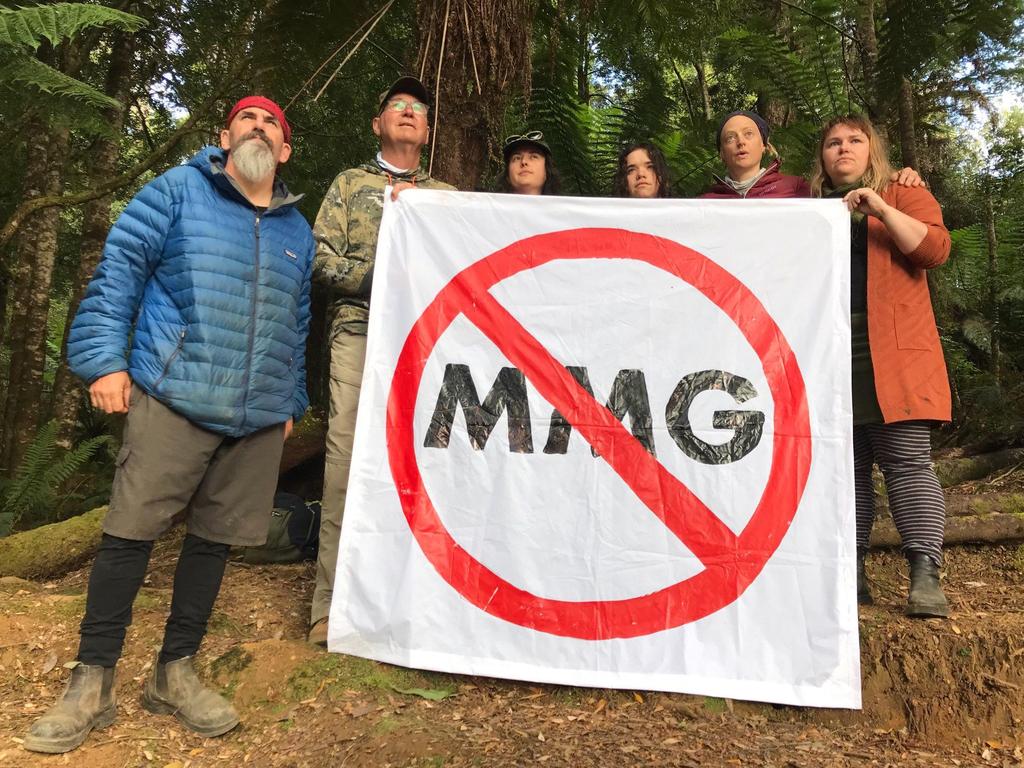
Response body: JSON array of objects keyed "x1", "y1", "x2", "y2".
[{"x1": 854, "y1": 421, "x2": 945, "y2": 565}]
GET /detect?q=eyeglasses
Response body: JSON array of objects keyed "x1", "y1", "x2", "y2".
[
  {"x1": 383, "y1": 99, "x2": 428, "y2": 115},
  {"x1": 504, "y1": 131, "x2": 544, "y2": 146}
]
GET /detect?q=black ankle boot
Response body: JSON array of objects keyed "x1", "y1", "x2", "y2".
[
  {"x1": 856, "y1": 548, "x2": 873, "y2": 605},
  {"x1": 906, "y1": 552, "x2": 949, "y2": 618}
]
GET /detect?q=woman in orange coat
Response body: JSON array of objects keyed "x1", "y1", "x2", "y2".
[{"x1": 811, "y1": 114, "x2": 952, "y2": 618}]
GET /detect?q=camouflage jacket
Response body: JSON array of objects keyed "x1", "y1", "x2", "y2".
[{"x1": 313, "y1": 162, "x2": 455, "y2": 334}]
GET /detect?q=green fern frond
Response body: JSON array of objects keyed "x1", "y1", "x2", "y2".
[
  {"x1": 40, "y1": 434, "x2": 111, "y2": 491},
  {"x1": 717, "y1": 27, "x2": 830, "y2": 121},
  {"x1": 950, "y1": 223, "x2": 985, "y2": 259},
  {"x1": 0, "y1": 54, "x2": 120, "y2": 110},
  {"x1": 0, "y1": 421, "x2": 110, "y2": 535},
  {"x1": 998, "y1": 284, "x2": 1024, "y2": 303},
  {"x1": 960, "y1": 316, "x2": 992, "y2": 354},
  {"x1": 0, "y1": 3, "x2": 145, "y2": 51}
]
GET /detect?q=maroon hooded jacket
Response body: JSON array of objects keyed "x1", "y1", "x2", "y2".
[{"x1": 700, "y1": 160, "x2": 810, "y2": 199}]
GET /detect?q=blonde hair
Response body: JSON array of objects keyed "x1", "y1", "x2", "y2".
[{"x1": 810, "y1": 114, "x2": 894, "y2": 197}]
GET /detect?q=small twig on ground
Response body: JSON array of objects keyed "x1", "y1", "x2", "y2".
[
  {"x1": 988, "y1": 462, "x2": 1023, "y2": 486},
  {"x1": 89, "y1": 734, "x2": 169, "y2": 747},
  {"x1": 982, "y1": 673, "x2": 1020, "y2": 691}
]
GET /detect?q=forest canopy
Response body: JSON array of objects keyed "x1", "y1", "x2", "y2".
[{"x1": 0, "y1": 0, "x2": 1022, "y2": 532}]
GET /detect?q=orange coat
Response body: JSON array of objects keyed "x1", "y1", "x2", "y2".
[{"x1": 866, "y1": 184, "x2": 952, "y2": 423}]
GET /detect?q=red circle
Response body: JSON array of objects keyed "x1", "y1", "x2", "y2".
[{"x1": 386, "y1": 228, "x2": 812, "y2": 639}]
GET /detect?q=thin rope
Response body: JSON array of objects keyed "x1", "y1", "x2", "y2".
[
  {"x1": 461, "y1": 0, "x2": 482, "y2": 95},
  {"x1": 313, "y1": 0, "x2": 397, "y2": 103},
  {"x1": 418, "y1": 6, "x2": 436, "y2": 82},
  {"x1": 285, "y1": 0, "x2": 392, "y2": 110},
  {"x1": 428, "y1": 0, "x2": 451, "y2": 176}
]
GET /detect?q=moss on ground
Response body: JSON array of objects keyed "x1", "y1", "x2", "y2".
[
  {"x1": 0, "y1": 506, "x2": 106, "y2": 579},
  {"x1": 702, "y1": 696, "x2": 728, "y2": 713},
  {"x1": 286, "y1": 653, "x2": 456, "y2": 702},
  {"x1": 50, "y1": 586, "x2": 164, "y2": 619}
]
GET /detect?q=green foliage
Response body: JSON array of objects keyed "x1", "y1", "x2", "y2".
[
  {"x1": 0, "y1": 53, "x2": 119, "y2": 110},
  {"x1": 0, "y1": 420, "x2": 111, "y2": 536},
  {"x1": 0, "y1": 3, "x2": 147, "y2": 134},
  {"x1": 0, "y1": 3, "x2": 145, "y2": 49}
]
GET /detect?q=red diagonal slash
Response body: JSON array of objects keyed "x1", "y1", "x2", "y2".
[
  {"x1": 457, "y1": 287, "x2": 738, "y2": 564},
  {"x1": 386, "y1": 227, "x2": 812, "y2": 639}
]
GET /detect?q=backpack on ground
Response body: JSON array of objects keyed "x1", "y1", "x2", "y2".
[{"x1": 238, "y1": 492, "x2": 321, "y2": 564}]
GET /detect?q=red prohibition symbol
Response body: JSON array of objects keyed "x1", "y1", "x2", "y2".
[{"x1": 386, "y1": 228, "x2": 812, "y2": 640}]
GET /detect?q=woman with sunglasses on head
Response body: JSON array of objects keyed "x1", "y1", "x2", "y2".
[
  {"x1": 498, "y1": 131, "x2": 562, "y2": 195},
  {"x1": 811, "y1": 113, "x2": 952, "y2": 618}
]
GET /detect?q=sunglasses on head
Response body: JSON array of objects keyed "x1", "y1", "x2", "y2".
[
  {"x1": 383, "y1": 99, "x2": 428, "y2": 115},
  {"x1": 504, "y1": 131, "x2": 544, "y2": 146}
]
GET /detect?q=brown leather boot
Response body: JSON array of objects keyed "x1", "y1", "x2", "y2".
[
  {"x1": 906, "y1": 552, "x2": 949, "y2": 618},
  {"x1": 23, "y1": 663, "x2": 116, "y2": 753},
  {"x1": 141, "y1": 656, "x2": 239, "y2": 737},
  {"x1": 307, "y1": 617, "x2": 328, "y2": 647}
]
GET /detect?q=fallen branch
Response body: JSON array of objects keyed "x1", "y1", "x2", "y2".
[
  {"x1": 875, "y1": 492, "x2": 1024, "y2": 519},
  {"x1": 870, "y1": 512, "x2": 1024, "y2": 549},
  {"x1": 934, "y1": 449, "x2": 1024, "y2": 488},
  {"x1": 0, "y1": 507, "x2": 106, "y2": 579}
]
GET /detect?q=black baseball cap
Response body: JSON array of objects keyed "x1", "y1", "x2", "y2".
[
  {"x1": 377, "y1": 76, "x2": 431, "y2": 114},
  {"x1": 503, "y1": 131, "x2": 551, "y2": 162}
]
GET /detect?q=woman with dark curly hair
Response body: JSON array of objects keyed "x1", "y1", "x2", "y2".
[
  {"x1": 497, "y1": 131, "x2": 561, "y2": 195},
  {"x1": 614, "y1": 142, "x2": 672, "y2": 198},
  {"x1": 812, "y1": 113, "x2": 952, "y2": 618}
]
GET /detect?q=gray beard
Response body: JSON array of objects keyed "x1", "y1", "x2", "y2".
[{"x1": 231, "y1": 139, "x2": 276, "y2": 183}]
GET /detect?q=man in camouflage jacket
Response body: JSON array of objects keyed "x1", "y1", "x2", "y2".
[{"x1": 309, "y1": 76, "x2": 455, "y2": 645}]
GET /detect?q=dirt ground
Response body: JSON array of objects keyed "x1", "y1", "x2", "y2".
[{"x1": 2, "y1": 539, "x2": 1023, "y2": 768}]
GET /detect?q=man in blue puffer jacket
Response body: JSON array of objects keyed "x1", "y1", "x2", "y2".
[{"x1": 24, "y1": 97, "x2": 314, "y2": 754}]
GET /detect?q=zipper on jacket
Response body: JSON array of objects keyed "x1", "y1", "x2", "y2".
[
  {"x1": 154, "y1": 328, "x2": 187, "y2": 389},
  {"x1": 240, "y1": 213, "x2": 261, "y2": 429}
]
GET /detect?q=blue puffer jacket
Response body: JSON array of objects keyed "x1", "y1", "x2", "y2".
[{"x1": 68, "y1": 146, "x2": 314, "y2": 437}]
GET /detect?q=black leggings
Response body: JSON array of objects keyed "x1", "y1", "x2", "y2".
[{"x1": 77, "y1": 533, "x2": 230, "y2": 667}]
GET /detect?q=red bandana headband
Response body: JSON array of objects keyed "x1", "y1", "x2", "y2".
[{"x1": 226, "y1": 96, "x2": 291, "y2": 144}]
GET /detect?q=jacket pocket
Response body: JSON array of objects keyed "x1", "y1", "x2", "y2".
[
  {"x1": 154, "y1": 327, "x2": 187, "y2": 389},
  {"x1": 893, "y1": 301, "x2": 939, "y2": 351}
]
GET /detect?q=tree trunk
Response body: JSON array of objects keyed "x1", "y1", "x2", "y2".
[
  {"x1": 896, "y1": 76, "x2": 918, "y2": 169},
  {"x1": 854, "y1": 0, "x2": 883, "y2": 132},
  {"x1": 52, "y1": 31, "x2": 137, "y2": 447},
  {"x1": 985, "y1": 191, "x2": 1001, "y2": 382},
  {"x1": 870, "y1": 512, "x2": 1024, "y2": 548},
  {"x1": 874, "y1": 491, "x2": 1024, "y2": 519},
  {"x1": 933, "y1": 448, "x2": 1024, "y2": 487},
  {"x1": 756, "y1": 0, "x2": 790, "y2": 129},
  {"x1": 0, "y1": 507, "x2": 107, "y2": 579},
  {"x1": 694, "y1": 52, "x2": 712, "y2": 120},
  {"x1": 417, "y1": 0, "x2": 534, "y2": 189},
  {"x1": 1, "y1": 122, "x2": 70, "y2": 471}
]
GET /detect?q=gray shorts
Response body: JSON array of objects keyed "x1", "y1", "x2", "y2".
[{"x1": 104, "y1": 387, "x2": 286, "y2": 546}]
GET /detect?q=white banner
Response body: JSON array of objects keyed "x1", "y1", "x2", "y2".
[{"x1": 328, "y1": 191, "x2": 860, "y2": 708}]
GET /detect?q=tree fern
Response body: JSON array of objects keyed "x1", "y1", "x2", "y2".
[
  {"x1": 0, "y1": 420, "x2": 111, "y2": 536},
  {"x1": 717, "y1": 27, "x2": 830, "y2": 121},
  {"x1": 0, "y1": 55, "x2": 120, "y2": 110},
  {"x1": 0, "y1": 3, "x2": 145, "y2": 50},
  {"x1": 0, "y1": 3, "x2": 146, "y2": 132}
]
